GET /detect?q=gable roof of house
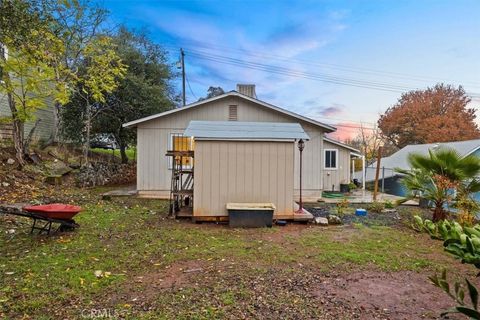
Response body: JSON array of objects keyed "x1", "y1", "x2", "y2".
[
  {"x1": 184, "y1": 121, "x2": 310, "y2": 141},
  {"x1": 122, "y1": 90, "x2": 336, "y2": 132},
  {"x1": 324, "y1": 136, "x2": 361, "y2": 154},
  {"x1": 361, "y1": 139, "x2": 480, "y2": 182}
]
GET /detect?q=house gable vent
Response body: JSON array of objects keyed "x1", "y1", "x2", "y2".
[{"x1": 228, "y1": 105, "x2": 238, "y2": 121}]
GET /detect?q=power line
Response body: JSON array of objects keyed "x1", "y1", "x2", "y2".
[
  {"x1": 183, "y1": 50, "x2": 480, "y2": 97},
  {"x1": 167, "y1": 46, "x2": 479, "y2": 132},
  {"x1": 185, "y1": 73, "x2": 198, "y2": 101},
  {"x1": 187, "y1": 51, "x2": 412, "y2": 93},
  {"x1": 163, "y1": 41, "x2": 480, "y2": 89},
  {"x1": 177, "y1": 50, "x2": 401, "y2": 129},
  {"x1": 327, "y1": 123, "x2": 376, "y2": 130},
  {"x1": 187, "y1": 49, "x2": 415, "y2": 90},
  {"x1": 310, "y1": 115, "x2": 377, "y2": 126},
  {"x1": 187, "y1": 49, "x2": 480, "y2": 94}
]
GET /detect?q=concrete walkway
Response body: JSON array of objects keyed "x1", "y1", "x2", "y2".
[
  {"x1": 101, "y1": 185, "x2": 137, "y2": 199},
  {"x1": 102, "y1": 186, "x2": 418, "y2": 206},
  {"x1": 320, "y1": 189, "x2": 417, "y2": 205}
]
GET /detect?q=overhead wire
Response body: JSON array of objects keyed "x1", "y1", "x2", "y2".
[
  {"x1": 164, "y1": 44, "x2": 479, "y2": 133},
  {"x1": 185, "y1": 73, "x2": 198, "y2": 101},
  {"x1": 181, "y1": 48, "x2": 480, "y2": 96},
  {"x1": 186, "y1": 48, "x2": 417, "y2": 90},
  {"x1": 162, "y1": 41, "x2": 480, "y2": 89},
  {"x1": 164, "y1": 43, "x2": 480, "y2": 97},
  {"x1": 187, "y1": 51, "x2": 413, "y2": 93}
]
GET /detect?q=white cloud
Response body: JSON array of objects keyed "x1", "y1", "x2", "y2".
[{"x1": 138, "y1": 5, "x2": 353, "y2": 111}]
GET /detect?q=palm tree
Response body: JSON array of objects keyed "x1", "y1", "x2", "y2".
[{"x1": 397, "y1": 148, "x2": 480, "y2": 222}]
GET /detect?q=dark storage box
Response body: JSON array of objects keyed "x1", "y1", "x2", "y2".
[
  {"x1": 227, "y1": 203, "x2": 275, "y2": 228},
  {"x1": 340, "y1": 183, "x2": 350, "y2": 193}
]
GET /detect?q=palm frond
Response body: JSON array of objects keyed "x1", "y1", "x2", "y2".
[{"x1": 399, "y1": 147, "x2": 480, "y2": 218}]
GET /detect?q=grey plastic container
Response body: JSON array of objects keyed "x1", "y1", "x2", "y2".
[{"x1": 226, "y1": 203, "x2": 275, "y2": 228}]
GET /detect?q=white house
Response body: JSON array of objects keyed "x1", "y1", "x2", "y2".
[{"x1": 124, "y1": 85, "x2": 361, "y2": 203}]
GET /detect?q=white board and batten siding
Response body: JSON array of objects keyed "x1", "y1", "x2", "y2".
[
  {"x1": 322, "y1": 140, "x2": 352, "y2": 191},
  {"x1": 135, "y1": 95, "x2": 328, "y2": 198},
  {"x1": 194, "y1": 140, "x2": 295, "y2": 217}
]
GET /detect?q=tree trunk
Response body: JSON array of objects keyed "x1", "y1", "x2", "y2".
[
  {"x1": 114, "y1": 129, "x2": 128, "y2": 164},
  {"x1": 52, "y1": 101, "x2": 62, "y2": 144},
  {"x1": 119, "y1": 142, "x2": 128, "y2": 164},
  {"x1": 23, "y1": 119, "x2": 41, "y2": 156},
  {"x1": 432, "y1": 203, "x2": 447, "y2": 222},
  {"x1": 7, "y1": 92, "x2": 26, "y2": 166},
  {"x1": 82, "y1": 107, "x2": 91, "y2": 166}
]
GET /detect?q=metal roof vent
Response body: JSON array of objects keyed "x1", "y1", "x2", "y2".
[{"x1": 236, "y1": 84, "x2": 257, "y2": 98}]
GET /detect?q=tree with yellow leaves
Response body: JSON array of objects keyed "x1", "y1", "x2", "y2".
[
  {"x1": 0, "y1": 2, "x2": 70, "y2": 165},
  {"x1": 0, "y1": 0, "x2": 126, "y2": 165}
]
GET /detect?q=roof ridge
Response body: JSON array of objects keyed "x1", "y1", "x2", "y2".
[{"x1": 123, "y1": 91, "x2": 336, "y2": 132}]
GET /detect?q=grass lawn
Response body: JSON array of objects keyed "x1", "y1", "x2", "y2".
[
  {"x1": 91, "y1": 148, "x2": 136, "y2": 161},
  {"x1": 0, "y1": 190, "x2": 477, "y2": 319}
]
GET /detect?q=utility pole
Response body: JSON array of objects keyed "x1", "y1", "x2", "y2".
[
  {"x1": 181, "y1": 48, "x2": 186, "y2": 106},
  {"x1": 373, "y1": 146, "x2": 383, "y2": 201}
]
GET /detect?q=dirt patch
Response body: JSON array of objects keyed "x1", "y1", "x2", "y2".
[
  {"x1": 146, "y1": 260, "x2": 206, "y2": 290},
  {"x1": 314, "y1": 270, "x2": 471, "y2": 319},
  {"x1": 258, "y1": 223, "x2": 314, "y2": 243},
  {"x1": 96, "y1": 259, "x2": 212, "y2": 309},
  {"x1": 178, "y1": 219, "x2": 316, "y2": 245}
]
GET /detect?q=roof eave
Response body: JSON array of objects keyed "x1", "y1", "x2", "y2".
[
  {"x1": 122, "y1": 92, "x2": 234, "y2": 128},
  {"x1": 122, "y1": 91, "x2": 337, "y2": 132},
  {"x1": 193, "y1": 138, "x2": 301, "y2": 142},
  {"x1": 324, "y1": 136, "x2": 361, "y2": 153}
]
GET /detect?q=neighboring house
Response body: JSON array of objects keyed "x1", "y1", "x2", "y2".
[
  {"x1": 0, "y1": 44, "x2": 56, "y2": 143},
  {"x1": 0, "y1": 93, "x2": 56, "y2": 143},
  {"x1": 123, "y1": 84, "x2": 361, "y2": 200},
  {"x1": 356, "y1": 139, "x2": 480, "y2": 196}
]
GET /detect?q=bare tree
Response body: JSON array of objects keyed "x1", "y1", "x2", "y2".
[{"x1": 345, "y1": 124, "x2": 397, "y2": 166}]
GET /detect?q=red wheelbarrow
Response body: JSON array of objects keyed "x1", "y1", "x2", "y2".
[{"x1": 0, "y1": 204, "x2": 81, "y2": 235}]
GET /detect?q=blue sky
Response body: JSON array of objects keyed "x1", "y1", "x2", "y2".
[{"x1": 102, "y1": 0, "x2": 480, "y2": 140}]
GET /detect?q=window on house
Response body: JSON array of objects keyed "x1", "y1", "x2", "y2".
[
  {"x1": 169, "y1": 134, "x2": 194, "y2": 169},
  {"x1": 324, "y1": 149, "x2": 338, "y2": 169},
  {"x1": 228, "y1": 105, "x2": 238, "y2": 121}
]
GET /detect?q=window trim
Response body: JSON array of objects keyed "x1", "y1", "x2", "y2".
[
  {"x1": 168, "y1": 133, "x2": 193, "y2": 169},
  {"x1": 324, "y1": 148, "x2": 338, "y2": 170}
]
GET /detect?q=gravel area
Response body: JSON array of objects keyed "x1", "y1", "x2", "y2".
[{"x1": 305, "y1": 203, "x2": 413, "y2": 227}]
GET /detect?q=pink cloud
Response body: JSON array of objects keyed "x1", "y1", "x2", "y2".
[{"x1": 327, "y1": 122, "x2": 358, "y2": 141}]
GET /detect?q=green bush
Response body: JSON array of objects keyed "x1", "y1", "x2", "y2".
[
  {"x1": 367, "y1": 201, "x2": 385, "y2": 213},
  {"x1": 384, "y1": 200, "x2": 395, "y2": 209},
  {"x1": 413, "y1": 215, "x2": 464, "y2": 240},
  {"x1": 414, "y1": 215, "x2": 480, "y2": 318},
  {"x1": 430, "y1": 270, "x2": 480, "y2": 319},
  {"x1": 455, "y1": 196, "x2": 479, "y2": 227},
  {"x1": 336, "y1": 198, "x2": 350, "y2": 215}
]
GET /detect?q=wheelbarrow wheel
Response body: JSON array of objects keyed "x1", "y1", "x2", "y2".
[{"x1": 59, "y1": 219, "x2": 77, "y2": 232}]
